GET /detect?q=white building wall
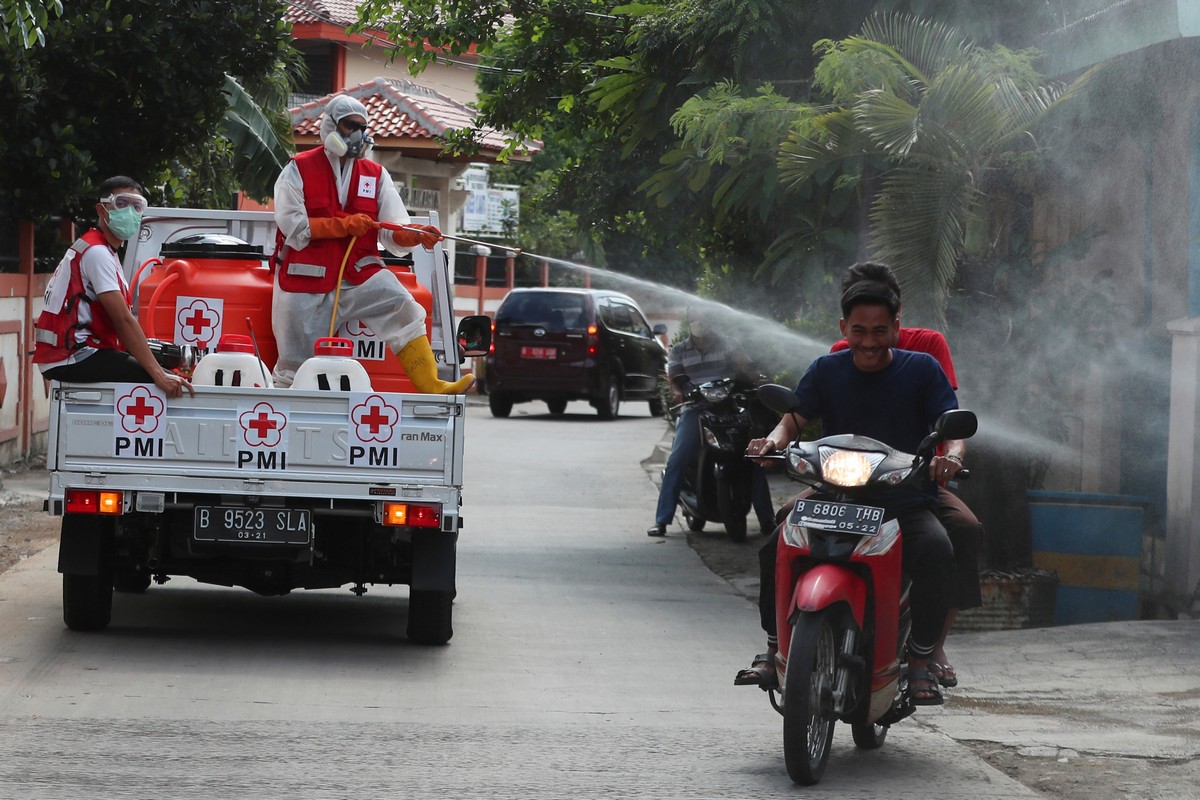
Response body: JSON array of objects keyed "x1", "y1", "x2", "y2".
[{"x1": 343, "y1": 46, "x2": 480, "y2": 103}]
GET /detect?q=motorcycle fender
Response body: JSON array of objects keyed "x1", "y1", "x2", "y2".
[{"x1": 791, "y1": 564, "x2": 867, "y2": 628}]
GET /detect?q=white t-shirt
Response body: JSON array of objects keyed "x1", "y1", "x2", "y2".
[{"x1": 38, "y1": 237, "x2": 128, "y2": 371}]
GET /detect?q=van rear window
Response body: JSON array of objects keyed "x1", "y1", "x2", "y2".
[{"x1": 496, "y1": 293, "x2": 588, "y2": 330}]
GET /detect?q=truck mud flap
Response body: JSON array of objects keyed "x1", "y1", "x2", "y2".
[
  {"x1": 410, "y1": 531, "x2": 457, "y2": 592},
  {"x1": 57, "y1": 515, "x2": 113, "y2": 576}
]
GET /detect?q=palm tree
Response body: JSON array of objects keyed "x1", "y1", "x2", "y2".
[{"x1": 778, "y1": 13, "x2": 1097, "y2": 326}]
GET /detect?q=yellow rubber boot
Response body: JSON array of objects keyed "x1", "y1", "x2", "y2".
[{"x1": 396, "y1": 335, "x2": 476, "y2": 394}]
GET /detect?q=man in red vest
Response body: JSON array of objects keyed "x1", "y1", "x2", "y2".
[
  {"x1": 271, "y1": 95, "x2": 473, "y2": 394},
  {"x1": 33, "y1": 175, "x2": 193, "y2": 399}
]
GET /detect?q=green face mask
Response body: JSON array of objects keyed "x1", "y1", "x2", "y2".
[{"x1": 105, "y1": 206, "x2": 142, "y2": 241}]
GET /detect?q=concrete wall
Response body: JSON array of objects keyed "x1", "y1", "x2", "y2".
[
  {"x1": 0, "y1": 271, "x2": 51, "y2": 465},
  {"x1": 1026, "y1": 50, "x2": 1199, "y2": 614}
]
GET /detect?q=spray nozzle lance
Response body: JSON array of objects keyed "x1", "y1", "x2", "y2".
[{"x1": 379, "y1": 222, "x2": 521, "y2": 255}]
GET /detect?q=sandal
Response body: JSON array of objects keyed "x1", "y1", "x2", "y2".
[
  {"x1": 907, "y1": 667, "x2": 945, "y2": 706},
  {"x1": 734, "y1": 653, "x2": 778, "y2": 689},
  {"x1": 929, "y1": 661, "x2": 958, "y2": 688}
]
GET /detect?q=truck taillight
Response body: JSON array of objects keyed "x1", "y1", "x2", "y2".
[
  {"x1": 382, "y1": 502, "x2": 441, "y2": 528},
  {"x1": 66, "y1": 489, "x2": 123, "y2": 515},
  {"x1": 489, "y1": 319, "x2": 496, "y2": 354},
  {"x1": 587, "y1": 323, "x2": 598, "y2": 356}
]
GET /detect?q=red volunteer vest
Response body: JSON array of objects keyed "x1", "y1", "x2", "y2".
[
  {"x1": 32, "y1": 229, "x2": 126, "y2": 364},
  {"x1": 275, "y1": 148, "x2": 385, "y2": 294}
]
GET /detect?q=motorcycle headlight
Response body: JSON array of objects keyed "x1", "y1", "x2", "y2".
[
  {"x1": 700, "y1": 384, "x2": 729, "y2": 404},
  {"x1": 818, "y1": 447, "x2": 885, "y2": 487}
]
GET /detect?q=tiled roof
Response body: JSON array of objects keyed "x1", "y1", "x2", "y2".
[
  {"x1": 291, "y1": 78, "x2": 541, "y2": 159},
  {"x1": 283, "y1": 0, "x2": 363, "y2": 27}
]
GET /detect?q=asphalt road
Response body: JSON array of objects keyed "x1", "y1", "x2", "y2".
[{"x1": 0, "y1": 399, "x2": 1046, "y2": 799}]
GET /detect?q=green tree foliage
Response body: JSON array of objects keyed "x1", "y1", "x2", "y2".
[
  {"x1": 354, "y1": 1, "x2": 1086, "y2": 320},
  {"x1": 0, "y1": 0, "x2": 294, "y2": 220},
  {"x1": 776, "y1": 14, "x2": 1096, "y2": 325},
  {"x1": 0, "y1": 0, "x2": 61, "y2": 48},
  {"x1": 357, "y1": 0, "x2": 875, "y2": 312}
]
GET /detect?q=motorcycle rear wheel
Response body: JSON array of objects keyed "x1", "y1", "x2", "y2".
[
  {"x1": 783, "y1": 609, "x2": 838, "y2": 785},
  {"x1": 850, "y1": 720, "x2": 888, "y2": 749}
]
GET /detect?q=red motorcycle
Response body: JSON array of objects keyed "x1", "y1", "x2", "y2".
[{"x1": 752, "y1": 384, "x2": 977, "y2": 785}]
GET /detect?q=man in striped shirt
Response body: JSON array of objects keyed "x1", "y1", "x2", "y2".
[{"x1": 648, "y1": 305, "x2": 774, "y2": 537}]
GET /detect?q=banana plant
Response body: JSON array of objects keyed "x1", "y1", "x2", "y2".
[{"x1": 220, "y1": 73, "x2": 295, "y2": 202}]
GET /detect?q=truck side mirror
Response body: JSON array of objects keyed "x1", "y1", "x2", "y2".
[{"x1": 457, "y1": 315, "x2": 492, "y2": 359}]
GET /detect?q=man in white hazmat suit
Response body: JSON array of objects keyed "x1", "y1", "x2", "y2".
[{"x1": 271, "y1": 94, "x2": 474, "y2": 394}]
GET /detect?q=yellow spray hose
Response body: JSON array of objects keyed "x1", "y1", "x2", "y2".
[{"x1": 328, "y1": 234, "x2": 358, "y2": 338}]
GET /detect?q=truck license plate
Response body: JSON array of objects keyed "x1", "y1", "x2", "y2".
[
  {"x1": 788, "y1": 499, "x2": 884, "y2": 536},
  {"x1": 193, "y1": 507, "x2": 312, "y2": 544}
]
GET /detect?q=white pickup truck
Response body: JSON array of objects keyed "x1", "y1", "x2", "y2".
[{"x1": 44, "y1": 208, "x2": 490, "y2": 644}]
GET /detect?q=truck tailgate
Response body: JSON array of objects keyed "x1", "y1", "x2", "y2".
[{"x1": 48, "y1": 383, "x2": 464, "y2": 498}]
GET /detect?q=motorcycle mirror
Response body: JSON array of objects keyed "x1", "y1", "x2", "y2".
[
  {"x1": 935, "y1": 409, "x2": 978, "y2": 441},
  {"x1": 756, "y1": 383, "x2": 801, "y2": 415}
]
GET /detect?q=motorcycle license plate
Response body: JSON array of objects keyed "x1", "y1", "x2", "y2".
[
  {"x1": 788, "y1": 499, "x2": 884, "y2": 535},
  {"x1": 193, "y1": 506, "x2": 311, "y2": 545},
  {"x1": 520, "y1": 346, "x2": 556, "y2": 359}
]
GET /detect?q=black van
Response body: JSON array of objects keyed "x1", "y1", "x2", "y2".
[{"x1": 484, "y1": 288, "x2": 668, "y2": 419}]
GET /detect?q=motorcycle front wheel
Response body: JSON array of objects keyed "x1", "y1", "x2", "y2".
[
  {"x1": 715, "y1": 468, "x2": 751, "y2": 543},
  {"x1": 782, "y1": 609, "x2": 838, "y2": 785}
]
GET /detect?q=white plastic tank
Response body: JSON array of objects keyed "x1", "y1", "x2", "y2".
[
  {"x1": 291, "y1": 337, "x2": 373, "y2": 392},
  {"x1": 191, "y1": 334, "x2": 273, "y2": 388}
]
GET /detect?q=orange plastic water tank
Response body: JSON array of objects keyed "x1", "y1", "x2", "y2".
[
  {"x1": 334, "y1": 264, "x2": 433, "y2": 393},
  {"x1": 134, "y1": 234, "x2": 278, "y2": 369}
]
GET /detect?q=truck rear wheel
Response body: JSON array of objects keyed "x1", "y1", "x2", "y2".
[
  {"x1": 407, "y1": 589, "x2": 453, "y2": 645},
  {"x1": 60, "y1": 515, "x2": 114, "y2": 632},
  {"x1": 63, "y1": 573, "x2": 113, "y2": 631}
]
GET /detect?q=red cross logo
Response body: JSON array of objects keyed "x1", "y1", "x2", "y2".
[
  {"x1": 351, "y1": 395, "x2": 398, "y2": 442},
  {"x1": 176, "y1": 299, "x2": 221, "y2": 346},
  {"x1": 117, "y1": 386, "x2": 164, "y2": 434},
  {"x1": 239, "y1": 402, "x2": 286, "y2": 447}
]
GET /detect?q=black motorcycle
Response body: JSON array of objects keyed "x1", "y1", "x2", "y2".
[{"x1": 675, "y1": 378, "x2": 774, "y2": 542}]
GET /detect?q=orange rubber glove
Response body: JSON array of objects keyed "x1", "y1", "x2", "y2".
[
  {"x1": 308, "y1": 214, "x2": 378, "y2": 240},
  {"x1": 390, "y1": 224, "x2": 442, "y2": 250}
]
